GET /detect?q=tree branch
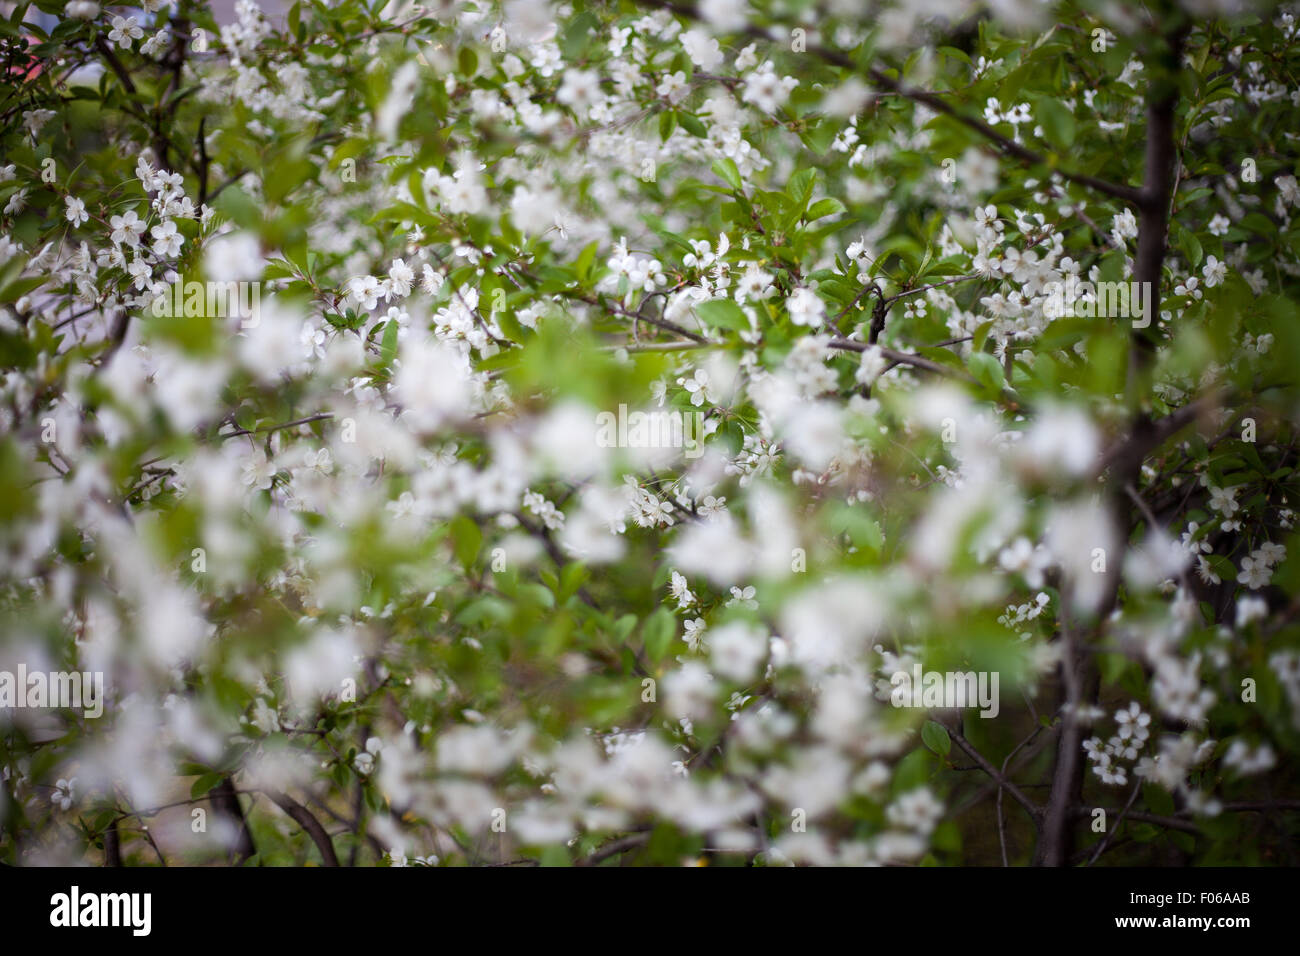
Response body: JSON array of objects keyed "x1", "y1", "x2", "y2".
[
  {"x1": 634, "y1": 1, "x2": 1143, "y2": 204},
  {"x1": 94, "y1": 37, "x2": 137, "y2": 95},
  {"x1": 567, "y1": 290, "x2": 709, "y2": 343},
  {"x1": 1035, "y1": 615, "x2": 1091, "y2": 866},
  {"x1": 265, "y1": 789, "x2": 341, "y2": 867},
  {"x1": 828, "y1": 337, "x2": 972, "y2": 380},
  {"x1": 577, "y1": 831, "x2": 651, "y2": 866},
  {"x1": 210, "y1": 776, "x2": 256, "y2": 865},
  {"x1": 1087, "y1": 780, "x2": 1142, "y2": 865},
  {"x1": 1094, "y1": 392, "x2": 1217, "y2": 483},
  {"x1": 949, "y1": 726, "x2": 1042, "y2": 824},
  {"x1": 1130, "y1": 23, "x2": 1190, "y2": 377}
]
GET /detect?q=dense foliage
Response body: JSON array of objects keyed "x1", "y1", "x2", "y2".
[{"x1": 1, "y1": 0, "x2": 1299, "y2": 866}]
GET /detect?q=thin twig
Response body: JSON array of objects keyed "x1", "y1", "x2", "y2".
[{"x1": 949, "y1": 726, "x2": 1041, "y2": 823}]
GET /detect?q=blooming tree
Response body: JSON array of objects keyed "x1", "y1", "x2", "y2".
[{"x1": 1, "y1": 0, "x2": 1299, "y2": 867}]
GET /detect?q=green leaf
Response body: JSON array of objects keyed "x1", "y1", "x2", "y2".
[
  {"x1": 450, "y1": 516, "x2": 482, "y2": 568},
  {"x1": 612, "y1": 613, "x2": 637, "y2": 642},
  {"x1": 1035, "y1": 97, "x2": 1076, "y2": 147},
  {"x1": 1240, "y1": 212, "x2": 1276, "y2": 236},
  {"x1": 191, "y1": 773, "x2": 223, "y2": 799},
  {"x1": 215, "y1": 186, "x2": 263, "y2": 231},
  {"x1": 1132, "y1": 823, "x2": 1160, "y2": 843},
  {"x1": 380, "y1": 318, "x2": 399, "y2": 364},
  {"x1": 921, "y1": 720, "x2": 951, "y2": 757},
  {"x1": 678, "y1": 113, "x2": 707, "y2": 138},
  {"x1": 559, "y1": 562, "x2": 589, "y2": 601},
  {"x1": 806, "y1": 197, "x2": 845, "y2": 221},
  {"x1": 560, "y1": 11, "x2": 599, "y2": 60},
  {"x1": 1099, "y1": 652, "x2": 1127, "y2": 684},
  {"x1": 939, "y1": 45, "x2": 972, "y2": 65},
  {"x1": 967, "y1": 351, "x2": 1006, "y2": 392},
  {"x1": 1144, "y1": 784, "x2": 1176, "y2": 818},
  {"x1": 574, "y1": 240, "x2": 599, "y2": 281},
  {"x1": 642, "y1": 607, "x2": 675, "y2": 663},
  {"x1": 540, "y1": 844, "x2": 571, "y2": 866},
  {"x1": 798, "y1": 119, "x2": 838, "y2": 155},
  {"x1": 892, "y1": 747, "x2": 934, "y2": 792},
  {"x1": 693, "y1": 298, "x2": 748, "y2": 330},
  {"x1": 0, "y1": 275, "x2": 48, "y2": 303},
  {"x1": 932, "y1": 818, "x2": 962, "y2": 853},
  {"x1": 659, "y1": 109, "x2": 677, "y2": 142},
  {"x1": 786, "y1": 168, "x2": 818, "y2": 217},
  {"x1": 458, "y1": 45, "x2": 478, "y2": 77},
  {"x1": 1174, "y1": 222, "x2": 1203, "y2": 269},
  {"x1": 710, "y1": 157, "x2": 743, "y2": 192}
]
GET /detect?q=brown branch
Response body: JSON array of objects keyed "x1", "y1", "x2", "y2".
[
  {"x1": 221, "y1": 412, "x2": 334, "y2": 441},
  {"x1": 1073, "y1": 798, "x2": 1300, "y2": 848},
  {"x1": 1087, "y1": 781, "x2": 1142, "y2": 865},
  {"x1": 1042, "y1": 68, "x2": 1200, "y2": 858},
  {"x1": 1070, "y1": 805, "x2": 1199, "y2": 835},
  {"x1": 1035, "y1": 615, "x2": 1091, "y2": 866},
  {"x1": 567, "y1": 291, "x2": 708, "y2": 343},
  {"x1": 832, "y1": 280, "x2": 880, "y2": 336},
  {"x1": 1215, "y1": 800, "x2": 1300, "y2": 813},
  {"x1": 103, "y1": 817, "x2": 123, "y2": 866},
  {"x1": 948, "y1": 726, "x2": 1042, "y2": 823},
  {"x1": 1129, "y1": 23, "x2": 1190, "y2": 378},
  {"x1": 138, "y1": 826, "x2": 169, "y2": 866},
  {"x1": 1094, "y1": 392, "x2": 1217, "y2": 484},
  {"x1": 197, "y1": 114, "x2": 211, "y2": 206},
  {"x1": 885, "y1": 272, "x2": 984, "y2": 305},
  {"x1": 94, "y1": 37, "x2": 138, "y2": 95},
  {"x1": 210, "y1": 776, "x2": 256, "y2": 865},
  {"x1": 827, "y1": 337, "x2": 970, "y2": 380},
  {"x1": 576, "y1": 831, "x2": 651, "y2": 866},
  {"x1": 998, "y1": 724, "x2": 1045, "y2": 865},
  {"x1": 100, "y1": 311, "x2": 132, "y2": 366},
  {"x1": 209, "y1": 168, "x2": 252, "y2": 202},
  {"x1": 830, "y1": 338, "x2": 1024, "y2": 409},
  {"x1": 265, "y1": 789, "x2": 341, "y2": 867}
]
